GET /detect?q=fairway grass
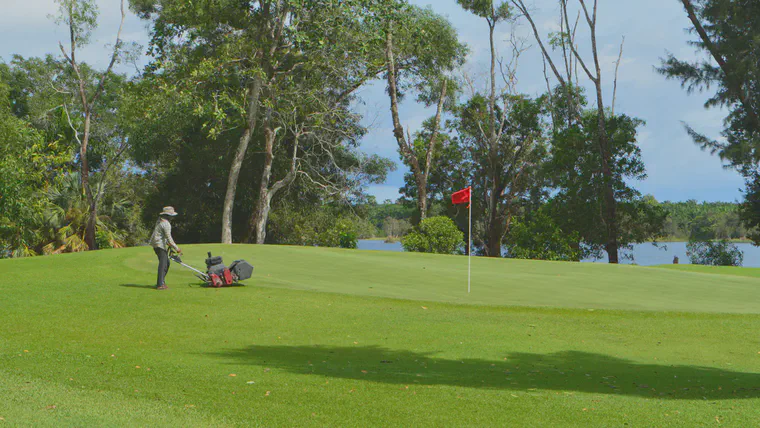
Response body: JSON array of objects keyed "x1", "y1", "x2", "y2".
[{"x1": 2, "y1": 245, "x2": 760, "y2": 426}]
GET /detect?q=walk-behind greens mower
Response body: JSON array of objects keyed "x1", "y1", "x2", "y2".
[{"x1": 169, "y1": 251, "x2": 254, "y2": 287}]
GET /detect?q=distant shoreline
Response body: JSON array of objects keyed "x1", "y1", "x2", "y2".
[
  {"x1": 363, "y1": 238, "x2": 754, "y2": 244},
  {"x1": 654, "y1": 238, "x2": 752, "y2": 244}
]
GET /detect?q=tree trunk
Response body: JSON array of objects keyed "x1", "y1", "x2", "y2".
[
  {"x1": 249, "y1": 123, "x2": 276, "y2": 244},
  {"x1": 484, "y1": 19, "x2": 502, "y2": 258},
  {"x1": 87, "y1": 201, "x2": 97, "y2": 250},
  {"x1": 485, "y1": 177, "x2": 503, "y2": 257},
  {"x1": 486, "y1": 203, "x2": 502, "y2": 257},
  {"x1": 597, "y1": 106, "x2": 619, "y2": 264},
  {"x1": 417, "y1": 175, "x2": 428, "y2": 220},
  {"x1": 385, "y1": 28, "x2": 420, "y2": 216},
  {"x1": 251, "y1": 193, "x2": 272, "y2": 245},
  {"x1": 587, "y1": 3, "x2": 619, "y2": 264},
  {"x1": 222, "y1": 76, "x2": 263, "y2": 244},
  {"x1": 81, "y1": 114, "x2": 97, "y2": 250}
]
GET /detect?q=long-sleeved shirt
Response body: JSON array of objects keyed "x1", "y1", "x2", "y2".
[{"x1": 150, "y1": 218, "x2": 179, "y2": 251}]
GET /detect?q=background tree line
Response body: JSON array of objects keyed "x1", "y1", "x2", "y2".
[{"x1": 1, "y1": 0, "x2": 757, "y2": 263}]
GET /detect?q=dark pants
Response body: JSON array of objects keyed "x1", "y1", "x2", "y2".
[{"x1": 154, "y1": 247, "x2": 170, "y2": 287}]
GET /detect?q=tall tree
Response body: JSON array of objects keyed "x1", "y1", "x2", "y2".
[
  {"x1": 512, "y1": 0, "x2": 626, "y2": 263},
  {"x1": 383, "y1": 5, "x2": 465, "y2": 220},
  {"x1": 132, "y1": 0, "x2": 284, "y2": 244},
  {"x1": 133, "y1": 0, "x2": 397, "y2": 244},
  {"x1": 453, "y1": 93, "x2": 546, "y2": 256},
  {"x1": 546, "y1": 103, "x2": 667, "y2": 259},
  {"x1": 246, "y1": 2, "x2": 398, "y2": 244},
  {"x1": 55, "y1": 0, "x2": 127, "y2": 250},
  {"x1": 456, "y1": 0, "x2": 546, "y2": 257},
  {"x1": 658, "y1": 0, "x2": 759, "y2": 173},
  {"x1": 657, "y1": 0, "x2": 760, "y2": 243}
]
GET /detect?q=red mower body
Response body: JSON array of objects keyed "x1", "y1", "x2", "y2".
[
  {"x1": 169, "y1": 251, "x2": 253, "y2": 288},
  {"x1": 209, "y1": 274, "x2": 223, "y2": 287},
  {"x1": 209, "y1": 268, "x2": 235, "y2": 287}
]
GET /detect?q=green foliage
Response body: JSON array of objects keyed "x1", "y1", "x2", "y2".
[
  {"x1": 0, "y1": 78, "x2": 71, "y2": 258},
  {"x1": 402, "y1": 216, "x2": 463, "y2": 254},
  {"x1": 686, "y1": 239, "x2": 744, "y2": 267},
  {"x1": 95, "y1": 230, "x2": 113, "y2": 250},
  {"x1": 365, "y1": 202, "x2": 415, "y2": 232},
  {"x1": 505, "y1": 209, "x2": 583, "y2": 261},
  {"x1": 39, "y1": 172, "x2": 132, "y2": 255},
  {"x1": 266, "y1": 205, "x2": 372, "y2": 249},
  {"x1": 662, "y1": 200, "x2": 746, "y2": 241},
  {"x1": 547, "y1": 106, "x2": 667, "y2": 254},
  {"x1": 741, "y1": 174, "x2": 760, "y2": 245},
  {"x1": 132, "y1": 0, "x2": 399, "y2": 243},
  {"x1": 383, "y1": 217, "x2": 412, "y2": 239},
  {"x1": 337, "y1": 220, "x2": 359, "y2": 249},
  {"x1": 448, "y1": 92, "x2": 548, "y2": 255},
  {"x1": 388, "y1": 4, "x2": 467, "y2": 98},
  {"x1": 456, "y1": 0, "x2": 511, "y2": 21},
  {"x1": 658, "y1": 0, "x2": 760, "y2": 174},
  {"x1": 54, "y1": 0, "x2": 99, "y2": 47}
]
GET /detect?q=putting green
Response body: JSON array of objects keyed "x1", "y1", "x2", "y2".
[{"x1": 106, "y1": 244, "x2": 760, "y2": 313}]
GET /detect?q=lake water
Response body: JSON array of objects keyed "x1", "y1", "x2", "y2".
[{"x1": 356, "y1": 240, "x2": 760, "y2": 267}]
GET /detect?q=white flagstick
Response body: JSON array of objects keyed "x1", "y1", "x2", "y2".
[{"x1": 468, "y1": 189, "x2": 472, "y2": 293}]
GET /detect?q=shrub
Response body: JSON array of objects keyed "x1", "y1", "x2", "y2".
[
  {"x1": 320, "y1": 219, "x2": 358, "y2": 249},
  {"x1": 268, "y1": 208, "x2": 359, "y2": 249},
  {"x1": 95, "y1": 230, "x2": 113, "y2": 250},
  {"x1": 402, "y1": 216, "x2": 463, "y2": 254},
  {"x1": 686, "y1": 239, "x2": 744, "y2": 266},
  {"x1": 505, "y1": 211, "x2": 583, "y2": 261}
]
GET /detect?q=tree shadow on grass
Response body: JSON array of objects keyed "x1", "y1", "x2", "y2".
[{"x1": 210, "y1": 345, "x2": 760, "y2": 400}]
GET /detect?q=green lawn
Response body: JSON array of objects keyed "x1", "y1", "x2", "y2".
[{"x1": 1, "y1": 245, "x2": 760, "y2": 426}]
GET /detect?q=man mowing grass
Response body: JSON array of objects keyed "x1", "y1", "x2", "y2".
[{"x1": 150, "y1": 206, "x2": 182, "y2": 290}]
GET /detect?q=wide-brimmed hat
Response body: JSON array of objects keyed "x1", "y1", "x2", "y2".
[{"x1": 160, "y1": 206, "x2": 178, "y2": 216}]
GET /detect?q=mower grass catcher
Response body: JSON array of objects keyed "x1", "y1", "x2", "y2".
[{"x1": 170, "y1": 251, "x2": 254, "y2": 287}]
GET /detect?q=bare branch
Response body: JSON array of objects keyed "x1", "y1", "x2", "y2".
[
  {"x1": 384, "y1": 28, "x2": 408, "y2": 149},
  {"x1": 462, "y1": 71, "x2": 491, "y2": 143},
  {"x1": 62, "y1": 103, "x2": 82, "y2": 148},
  {"x1": 511, "y1": 0, "x2": 567, "y2": 87},
  {"x1": 90, "y1": 0, "x2": 126, "y2": 107},
  {"x1": 59, "y1": 42, "x2": 88, "y2": 112},
  {"x1": 424, "y1": 79, "x2": 447, "y2": 179},
  {"x1": 569, "y1": 48, "x2": 596, "y2": 82},
  {"x1": 95, "y1": 136, "x2": 129, "y2": 203},
  {"x1": 269, "y1": 132, "x2": 300, "y2": 198},
  {"x1": 612, "y1": 36, "x2": 625, "y2": 116},
  {"x1": 577, "y1": 0, "x2": 595, "y2": 27}
]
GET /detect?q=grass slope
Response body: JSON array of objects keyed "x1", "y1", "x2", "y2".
[
  {"x1": 131, "y1": 244, "x2": 760, "y2": 313},
  {"x1": 1, "y1": 245, "x2": 760, "y2": 426},
  {"x1": 656, "y1": 263, "x2": 760, "y2": 279}
]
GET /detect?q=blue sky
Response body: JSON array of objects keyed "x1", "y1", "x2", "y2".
[{"x1": 0, "y1": 0, "x2": 744, "y2": 203}]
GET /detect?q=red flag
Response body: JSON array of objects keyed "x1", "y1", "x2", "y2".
[{"x1": 451, "y1": 187, "x2": 471, "y2": 205}]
